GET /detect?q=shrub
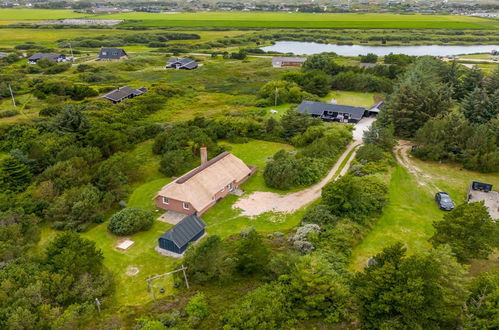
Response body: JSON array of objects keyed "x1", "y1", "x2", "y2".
[
  {"x1": 355, "y1": 144, "x2": 386, "y2": 163},
  {"x1": 185, "y1": 292, "x2": 209, "y2": 323},
  {"x1": 108, "y1": 207, "x2": 154, "y2": 236},
  {"x1": 0, "y1": 109, "x2": 19, "y2": 118},
  {"x1": 322, "y1": 174, "x2": 388, "y2": 222},
  {"x1": 301, "y1": 204, "x2": 338, "y2": 227}
]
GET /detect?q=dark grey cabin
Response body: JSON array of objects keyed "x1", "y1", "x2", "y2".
[
  {"x1": 101, "y1": 86, "x2": 147, "y2": 103},
  {"x1": 98, "y1": 47, "x2": 128, "y2": 60},
  {"x1": 166, "y1": 57, "x2": 198, "y2": 70},
  {"x1": 297, "y1": 100, "x2": 367, "y2": 123},
  {"x1": 28, "y1": 53, "x2": 66, "y2": 64},
  {"x1": 158, "y1": 214, "x2": 206, "y2": 254}
]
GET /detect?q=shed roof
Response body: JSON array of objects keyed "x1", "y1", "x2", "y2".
[
  {"x1": 28, "y1": 53, "x2": 65, "y2": 61},
  {"x1": 160, "y1": 214, "x2": 206, "y2": 248},
  {"x1": 167, "y1": 57, "x2": 198, "y2": 69},
  {"x1": 157, "y1": 152, "x2": 253, "y2": 212},
  {"x1": 98, "y1": 47, "x2": 127, "y2": 59},
  {"x1": 298, "y1": 101, "x2": 366, "y2": 120},
  {"x1": 272, "y1": 56, "x2": 307, "y2": 65},
  {"x1": 101, "y1": 86, "x2": 146, "y2": 102}
]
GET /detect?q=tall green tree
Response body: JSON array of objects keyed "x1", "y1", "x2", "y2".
[
  {"x1": 431, "y1": 202, "x2": 498, "y2": 262},
  {"x1": 354, "y1": 243, "x2": 468, "y2": 329},
  {"x1": 302, "y1": 54, "x2": 343, "y2": 75},
  {"x1": 0, "y1": 156, "x2": 32, "y2": 192},
  {"x1": 322, "y1": 174, "x2": 388, "y2": 222},
  {"x1": 235, "y1": 228, "x2": 270, "y2": 275},
  {"x1": 463, "y1": 271, "x2": 499, "y2": 329},
  {"x1": 385, "y1": 57, "x2": 452, "y2": 137},
  {"x1": 461, "y1": 87, "x2": 499, "y2": 124},
  {"x1": 183, "y1": 235, "x2": 231, "y2": 284},
  {"x1": 288, "y1": 253, "x2": 351, "y2": 323}
]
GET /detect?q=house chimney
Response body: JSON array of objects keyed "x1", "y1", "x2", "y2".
[{"x1": 200, "y1": 146, "x2": 208, "y2": 164}]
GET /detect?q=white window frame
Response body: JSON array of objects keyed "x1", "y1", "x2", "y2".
[
  {"x1": 162, "y1": 197, "x2": 169, "y2": 205},
  {"x1": 228, "y1": 182, "x2": 234, "y2": 191},
  {"x1": 183, "y1": 202, "x2": 190, "y2": 210},
  {"x1": 221, "y1": 187, "x2": 225, "y2": 193}
]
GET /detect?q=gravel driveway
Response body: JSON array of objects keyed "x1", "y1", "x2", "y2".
[{"x1": 233, "y1": 141, "x2": 362, "y2": 216}]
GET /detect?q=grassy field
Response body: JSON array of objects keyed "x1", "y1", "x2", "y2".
[
  {"x1": 91, "y1": 12, "x2": 499, "y2": 30},
  {"x1": 0, "y1": 28, "x2": 253, "y2": 48},
  {"x1": 0, "y1": 8, "x2": 83, "y2": 20},
  {"x1": 351, "y1": 155, "x2": 499, "y2": 271},
  {"x1": 0, "y1": 9, "x2": 497, "y2": 30}
]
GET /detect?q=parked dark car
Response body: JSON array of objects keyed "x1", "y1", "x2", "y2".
[{"x1": 435, "y1": 192, "x2": 454, "y2": 211}]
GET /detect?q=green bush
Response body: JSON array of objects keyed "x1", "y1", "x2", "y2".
[
  {"x1": 108, "y1": 207, "x2": 154, "y2": 236},
  {"x1": 0, "y1": 109, "x2": 19, "y2": 118}
]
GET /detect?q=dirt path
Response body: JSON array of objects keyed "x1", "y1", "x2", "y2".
[
  {"x1": 394, "y1": 140, "x2": 442, "y2": 193},
  {"x1": 233, "y1": 141, "x2": 362, "y2": 216}
]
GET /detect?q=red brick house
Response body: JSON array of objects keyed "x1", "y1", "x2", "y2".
[{"x1": 155, "y1": 148, "x2": 257, "y2": 215}]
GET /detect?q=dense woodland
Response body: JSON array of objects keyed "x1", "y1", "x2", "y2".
[{"x1": 0, "y1": 37, "x2": 498, "y2": 329}]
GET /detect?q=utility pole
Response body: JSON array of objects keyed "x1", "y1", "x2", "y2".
[
  {"x1": 95, "y1": 298, "x2": 101, "y2": 314},
  {"x1": 274, "y1": 87, "x2": 278, "y2": 107},
  {"x1": 68, "y1": 43, "x2": 74, "y2": 62},
  {"x1": 8, "y1": 84, "x2": 16, "y2": 108}
]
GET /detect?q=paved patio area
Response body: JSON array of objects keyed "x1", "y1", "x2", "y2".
[{"x1": 157, "y1": 211, "x2": 187, "y2": 225}]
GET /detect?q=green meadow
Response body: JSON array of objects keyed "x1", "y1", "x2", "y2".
[
  {"x1": 96, "y1": 12, "x2": 499, "y2": 29},
  {"x1": 351, "y1": 155, "x2": 499, "y2": 271},
  {"x1": 0, "y1": 9, "x2": 497, "y2": 29}
]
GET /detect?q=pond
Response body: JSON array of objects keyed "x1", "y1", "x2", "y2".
[{"x1": 261, "y1": 41, "x2": 499, "y2": 57}]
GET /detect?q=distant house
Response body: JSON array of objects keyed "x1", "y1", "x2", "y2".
[
  {"x1": 28, "y1": 53, "x2": 67, "y2": 64},
  {"x1": 298, "y1": 100, "x2": 372, "y2": 123},
  {"x1": 272, "y1": 56, "x2": 307, "y2": 68},
  {"x1": 155, "y1": 148, "x2": 257, "y2": 215},
  {"x1": 358, "y1": 63, "x2": 390, "y2": 69},
  {"x1": 91, "y1": 7, "x2": 123, "y2": 14},
  {"x1": 101, "y1": 86, "x2": 147, "y2": 103},
  {"x1": 98, "y1": 48, "x2": 128, "y2": 61},
  {"x1": 166, "y1": 57, "x2": 198, "y2": 70},
  {"x1": 158, "y1": 214, "x2": 206, "y2": 255}
]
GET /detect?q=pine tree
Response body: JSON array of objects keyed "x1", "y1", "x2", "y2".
[
  {"x1": 0, "y1": 156, "x2": 32, "y2": 192},
  {"x1": 385, "y1": 57, "x2": 452, "y2": 138},
  {"x1": 461, "y1": 88, "x2": 499, "y2": 124}
]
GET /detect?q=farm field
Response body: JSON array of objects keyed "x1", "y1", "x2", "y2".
[{"x1": 94, "y1": 12, "x2": 499, "y2": 30}]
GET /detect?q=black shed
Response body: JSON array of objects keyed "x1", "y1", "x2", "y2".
[{"x1": 158, "y1": 214, "x2": 206, "y2": 254}]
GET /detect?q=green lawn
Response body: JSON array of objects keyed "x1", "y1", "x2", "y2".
[
  {"x1": 326, "y1": 90, "x2": 377, "y2": 108},
  {"x1": 221, "y1": 139, "x2": 294, "y2": 194},
  {"x1": 350, "y1": 165, "x2": 440, "y2": 270},
  {"x1": 351, "y1": 156, "x2": 499, "y2": 271},
  {"x1": 92, "y1": 12, "x2": 499, "y2": 30}
]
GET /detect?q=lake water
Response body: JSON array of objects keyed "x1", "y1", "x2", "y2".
[{"x1": 261, "y1": 41, "x2": 499, "y2": 57}]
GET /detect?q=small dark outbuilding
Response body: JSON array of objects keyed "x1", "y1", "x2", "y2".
[
  {"x1": 158, "y1": 214, "x2": 206, "y2": 254},
  {"x1": 98, "y1": 47, "x2": 128, "y2": 61},
  {"x1": 166, "y1": 57, "x2": 198, "y2": 70},
  {"x1": 101, "y1": 86, "x2": 147, "y2": 103},
  {"x1": 28, "y1": 53, "x2": 67, "y2": 64}
]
